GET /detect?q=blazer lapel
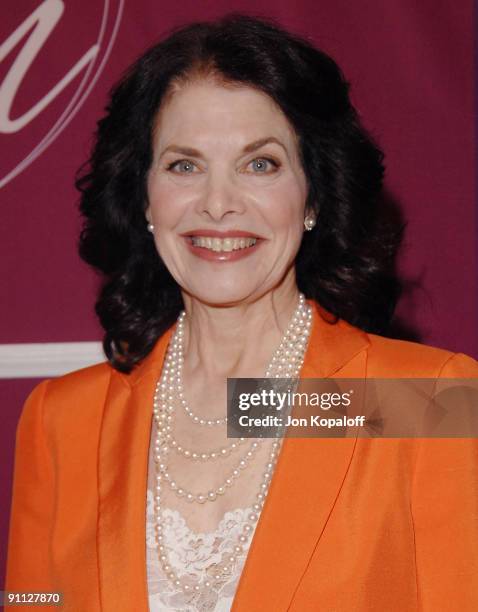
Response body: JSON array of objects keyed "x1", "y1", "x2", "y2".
[
  {"x1": 231, "y1": 303, "x2": 369, "y2": 611},
  {"x1": 97, "y1": 326, "x2": 173, "y2": 612}
]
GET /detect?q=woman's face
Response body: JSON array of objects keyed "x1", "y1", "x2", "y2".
[{"x1": 146, "y1": 79, "x2": 309, "y2": 305}]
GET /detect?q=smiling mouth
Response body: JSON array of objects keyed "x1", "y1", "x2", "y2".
[{"x1": 189, "y1": 236, "x2": 258, "y2": 252}]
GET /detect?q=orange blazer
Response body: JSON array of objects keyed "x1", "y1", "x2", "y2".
[{"x1": 5, "y1": 301, "x2": 478, "y2": 611}]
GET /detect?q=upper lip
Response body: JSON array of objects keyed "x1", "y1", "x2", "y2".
[{"x1": 181, "y1": 229, "x2": 264, "y2": 239}]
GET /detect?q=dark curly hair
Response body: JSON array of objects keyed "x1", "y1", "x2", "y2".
[{"x1": 77, "y1": 13, "x2": 402, "y2": 373}]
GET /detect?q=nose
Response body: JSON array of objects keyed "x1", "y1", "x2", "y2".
[{"x1": 195, "y1": 169, "x2": 246, "y2": 221}]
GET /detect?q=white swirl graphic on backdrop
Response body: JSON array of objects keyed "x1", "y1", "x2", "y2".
[{"x1": 0, "y1": 0, "x2": 124, "y2": 188}]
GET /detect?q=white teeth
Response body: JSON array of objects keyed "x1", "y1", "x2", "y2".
[{"x1": 190, "y1": 236, "x2": 257, "y2": 252}]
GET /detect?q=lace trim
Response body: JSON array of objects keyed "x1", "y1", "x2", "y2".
[{"x1": 146, "y1": 489, "x2": 256, "y2": 612}]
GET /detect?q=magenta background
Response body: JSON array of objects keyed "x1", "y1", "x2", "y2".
[{"x1": 2, "y1": 0, "x2": 476, "y2": 589}]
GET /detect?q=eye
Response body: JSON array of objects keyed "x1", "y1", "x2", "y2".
[
  {"x1": 166, "y1": 159, "x2": 198, "y2": 173},
  {"x1": 247, "y1": 157, "x2": 280, "y2": 173}
]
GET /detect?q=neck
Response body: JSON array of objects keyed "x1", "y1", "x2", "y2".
[{"x1": 181, "y1": 278, "x2": 302, "y2": 381}]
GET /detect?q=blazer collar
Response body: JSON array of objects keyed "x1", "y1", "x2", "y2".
[
  {"x1": 301, "y1": 301, "x2": 370, "y2": 378},
  {"x1": 97, "y1": 300, "x2": 370, "y2": 611}
]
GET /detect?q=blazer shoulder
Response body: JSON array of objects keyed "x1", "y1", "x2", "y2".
[
  {"x1": 23, "y1": 362, "x2": 115, "y2": 436},
  {"x1": 46, "y1": 360, "x2": 113, "y2": 397},
  {"x1": 365, "y1": 332, "x2": 478, "y2": 377}
]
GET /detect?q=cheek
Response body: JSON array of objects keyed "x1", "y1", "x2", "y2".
[
  {"x1": 147, "y1": 177, "x2": 185, "y2": 226},
  {"x1": 260, "y1": 179, "x2": 306, "y2": 232}
]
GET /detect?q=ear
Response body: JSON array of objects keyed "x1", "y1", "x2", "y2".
[{"x1": 305, "y1": 203, "x2": 319, "y2": 221}]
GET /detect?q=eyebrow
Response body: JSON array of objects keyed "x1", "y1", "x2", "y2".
[{"x1": 159, "y1": 136, "x2": 287, "y2": 159}]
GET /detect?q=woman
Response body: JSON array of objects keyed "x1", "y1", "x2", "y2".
[{"x1": 6, "y1": 14, "x2": 478, "y2": 612}]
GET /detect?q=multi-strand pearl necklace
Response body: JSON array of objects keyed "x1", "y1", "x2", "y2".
[{"x1": 152, "y1": 294, "x2": 312, "y2": 595}]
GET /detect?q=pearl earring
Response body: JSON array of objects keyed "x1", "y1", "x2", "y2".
[
  {"x1": 304, "y1": 215, "x2": 316, "y2": 231},
  {"x1": 147, "y1": 223, "x2": 155, "y2": 233}
]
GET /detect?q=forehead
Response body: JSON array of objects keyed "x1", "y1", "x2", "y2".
[{"x1": 152, "y1": 79, "x2": 299, "y2": 151}]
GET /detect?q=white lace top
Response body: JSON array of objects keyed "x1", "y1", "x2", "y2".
[{"x1": 146, "y1": 487, "x2": 257, "y2": 611}]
